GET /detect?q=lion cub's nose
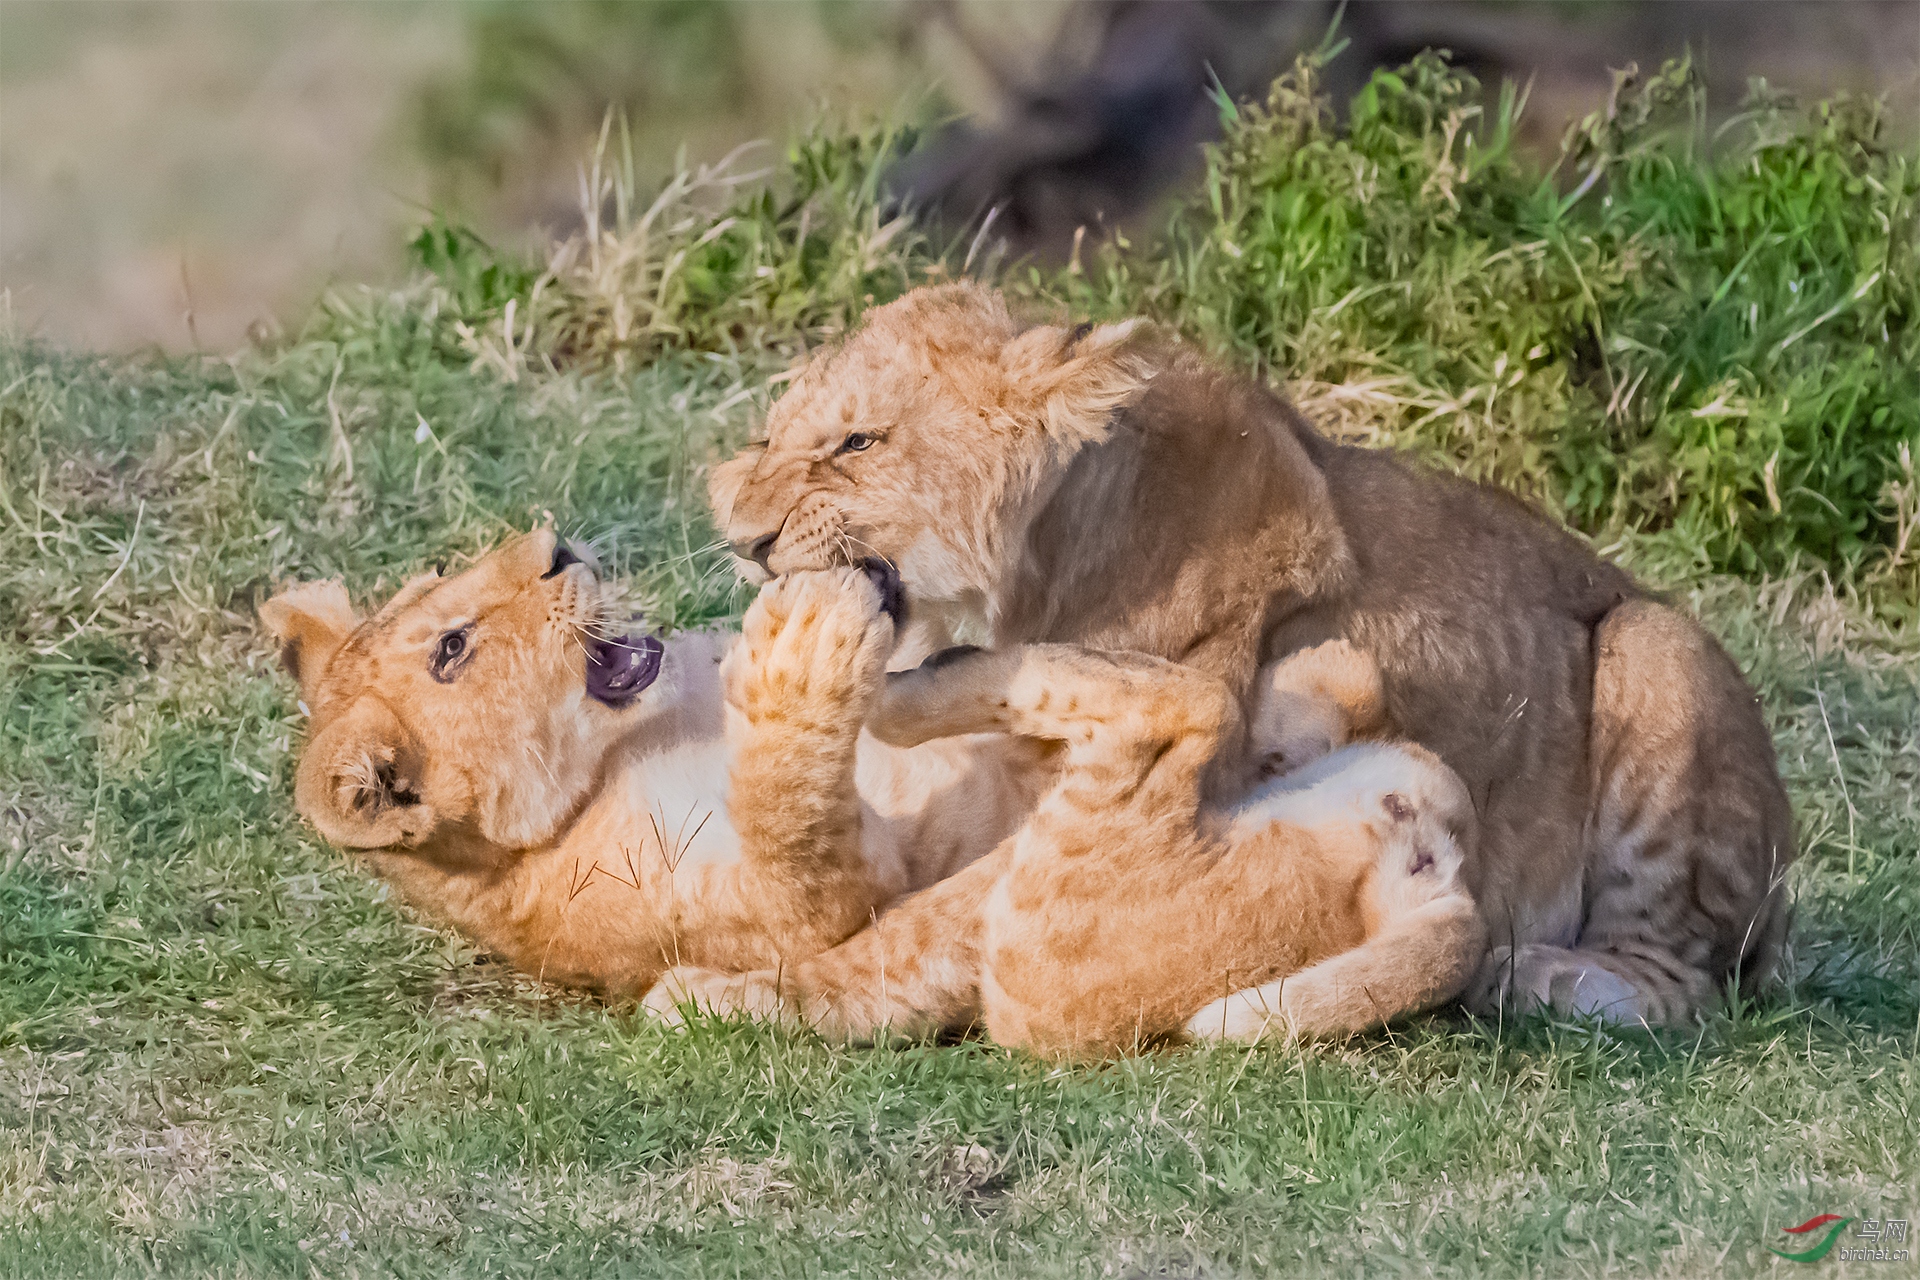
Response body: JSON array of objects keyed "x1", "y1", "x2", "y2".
[
  {"x1": 543, "y1": 541, "x2": 583, "y2": 579},
  {"x1": 731, "y1": 531, "x2": 779, "y2": 572}
]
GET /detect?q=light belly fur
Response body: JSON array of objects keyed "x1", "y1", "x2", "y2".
[{"x1": 1224, "y1": 744, "x2": 1433, "y2": 837}]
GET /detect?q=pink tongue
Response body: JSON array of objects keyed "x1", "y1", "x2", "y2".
[{"x1": 586, "y1": 632, "x2": 663, "y2": 707}]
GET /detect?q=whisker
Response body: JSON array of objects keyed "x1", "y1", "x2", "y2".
[
  {"x1": 834, "y1": 529, "x2": 866, "y2": 568},
  {"x1": 838, "y1": 531, "x2": 896, "y2": 570},
  {"x1": 525, "y1": 737, "x2": 561, "y2": 791},
  {"x1": 647, "y1": 539, "x2": 733, "y2": 571}
]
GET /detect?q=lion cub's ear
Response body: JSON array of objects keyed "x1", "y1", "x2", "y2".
[
  {"x1": 293, "y1": 698, "x2": 437, "y2": 850},
  {"x1": 998, "y1": 319, "x2": 1154, "y2": 445},
  {"x1": 259, "y1": 581, "x2": 358, "y2": 694}
]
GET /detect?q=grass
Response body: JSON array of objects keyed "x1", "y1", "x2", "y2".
[{"x1": 2, "y1": 51, "x2": 1917, "y2": 1278}]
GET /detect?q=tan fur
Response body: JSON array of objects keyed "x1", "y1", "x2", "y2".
[
  {"x1": 709, "y1": 282, "x2": 1796, "y2": 1027},
  {"x1": 1246, "y1": 634, "x2": 1388, "y2": 781},
  {"x1": 260, "y1": 532, "x2": 1042, "y2": 997},
  {"x1": 646, "y1": 639, "x2": 1484, "y2": 1057}
]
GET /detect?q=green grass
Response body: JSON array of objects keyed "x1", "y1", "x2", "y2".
[
  {"x1": 3, "y1": 51, "x2": 1918, "y2": 1278},
  {"x1": 1, "y1": 332, "x2": 1915, "y2": 1278}
]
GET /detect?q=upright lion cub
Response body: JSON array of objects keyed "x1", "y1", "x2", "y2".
[
  {"x1": 649, "y1": 639, "x2": 1485, "y2": 1057},
  {"x1": 711, "y1": 282, "x2": 1795, "y2": 1027},
  {"x1": 260, "y1": 532, "x2": 1040, "y2": 996}
]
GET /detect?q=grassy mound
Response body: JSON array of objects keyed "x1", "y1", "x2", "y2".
[{"x1": 388, "y1": 54, "x2": 1920, "y2": 596}]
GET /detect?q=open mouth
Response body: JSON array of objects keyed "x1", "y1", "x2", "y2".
[
  {"x1": 586, "y1": 630, "x2": 664, "y2": 707},
  {"x1": 550, "y1": 538, "x2": 661, "y2": 707}
]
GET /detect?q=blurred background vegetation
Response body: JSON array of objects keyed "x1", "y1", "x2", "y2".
[
  {"x1": 4, "y1": 0, "x2": 1915, "y2": 352},
  {"x1": 5, "y1": 1, "x2": 1914, "y2": 584}
]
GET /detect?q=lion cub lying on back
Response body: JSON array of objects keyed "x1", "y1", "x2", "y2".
[
  {"x1": 650, "y1": 638, "x2": 1485, "y2": 1057},
  {"x1": 260, "y1": 531, "x2": 1041, "y2": 997},
  {"x1": 265, "y1": 531, "x2": 1480, "y2": 1050}
]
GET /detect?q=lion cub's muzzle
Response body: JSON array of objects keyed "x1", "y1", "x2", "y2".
[
  {"x1": 725, "y1": 492, "x2": 849, "y2": 581},
  {"x1": 545, "y1": 538, "x2": 664, "y2": 708},
  {"x1": 543, "y1": 540, "x2": 585, "y2": 578},
  {"x1": 728, "y1": 530, "x2": 779, "y2": 576}
]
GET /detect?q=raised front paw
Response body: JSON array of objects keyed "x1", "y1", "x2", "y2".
[
  {"x1": 641, "y1": 966, "x2": 791, "y2": 1027},
  {"x1": 1248, "y1": 640, "x2": 1388, "y2": 779},
  {"x1": 724, "y1": 566, "x2": 895, "y2": 731}
]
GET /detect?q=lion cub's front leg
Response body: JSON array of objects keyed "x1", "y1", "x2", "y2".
[
  {"x1": 724, "y1": 567, "x2": 892, "y2": 742},
  {"x1": 1247, "y1": 639, "x2": 1388, "y2": 780},
  {"x1": 702, "y1": 567, "x2": 895, "y2": 957}
]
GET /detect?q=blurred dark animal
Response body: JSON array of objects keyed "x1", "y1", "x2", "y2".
[
  {"x1": 894, "y1": 0, "x2": 1918, "y2": 261},
  {"x1": 891, "y1": 0, "x2": 1295, "y2": 260}
]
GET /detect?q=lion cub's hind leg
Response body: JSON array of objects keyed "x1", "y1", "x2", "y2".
[
  {"x1": 876, "y1": 643, "x2": 1248, "y2": 1056},
  {"x1": 643, "y1": 842, "x2": 1009, "y2": 1044},
  {"x1": 1191, "y1": 641, "x2": 1481, "y2": 1043},
  {"x1": 1464, "y1": 600, "x2": 1796, "y2": 1028},
  {"x1": 1190, "y1": 746, "x2": 1483, "y2": 1043}
]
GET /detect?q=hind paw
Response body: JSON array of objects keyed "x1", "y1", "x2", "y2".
[
  {"x1": 1184, "y1": 984, "x2": 1300, "y2": 1044},
  {"x1": 1467, "y1": 945, "x2": 1649, "y2": 1025},
  {"x1": 642, "y1": 966, "x2": 790, "y2": 1027}
]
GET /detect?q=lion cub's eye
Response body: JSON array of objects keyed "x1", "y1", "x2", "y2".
[
  {"x1": 429, "y1": 627, "x2": 474, "y2": 683},
  {"x1": 837, "y1": 432, "x2": 876, "y2": 455}
]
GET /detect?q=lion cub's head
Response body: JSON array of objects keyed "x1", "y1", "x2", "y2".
[
  {"x1": 710, "y1": 283, "x2": 1154, "y2": 610},
  {"x1": 260, "y1": 531, "x2": 664, "y2": 856}
]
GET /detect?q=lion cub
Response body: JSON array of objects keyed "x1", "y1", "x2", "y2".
[
  {"x1": 260, "y1": 531, "x2": 1039, "y2": 997},
  {"x1": 649, "y1": 639, "x2": 1485, "y2": 1057}
]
